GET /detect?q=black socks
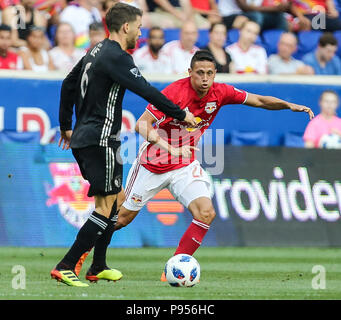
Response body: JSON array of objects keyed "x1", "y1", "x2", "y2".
[
  {"x1": 56, "y1": 211, "x2": 109, "y2": 271},
  {"x1": 91, "y1": 200, "x2": 118, "y2": 271}
]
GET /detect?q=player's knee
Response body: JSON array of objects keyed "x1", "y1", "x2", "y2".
[{"x1": 197, "y1": 206, "x2": 216, "y2": 225}]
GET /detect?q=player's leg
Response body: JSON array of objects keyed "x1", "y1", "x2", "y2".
[
  {"x1": 51, "y1": 145, "x2": 121, "y2": 286},
  {"x1": 160, "y1": 162, "x2": 214, "y2": 281},
  {"x1": 174, "y1": 194, "x2": 215, "y2": 256},
  {"x1": 86, "y1": 188, "x2": 124, "y2": 276}
]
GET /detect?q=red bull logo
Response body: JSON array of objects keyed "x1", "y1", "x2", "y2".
[{"x1": 46, "y1": 163, "x2": 94, "y2": 229}]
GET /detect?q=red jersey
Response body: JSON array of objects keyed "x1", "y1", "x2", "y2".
[
  {"x1": 139, "y1": 77, "x2": 248, "y2": 174},
  {"x1": 0, "y1": 51, "x2": 22, "y2": 70}
]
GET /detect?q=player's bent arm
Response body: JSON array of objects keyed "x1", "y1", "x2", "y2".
[
  {"x1": 245, "y1": 93, "x2": 314, "y2": 120},
  {"x1": 135, "y1": 111, "x2": 196, "y2": 158},
  {"x1": 135, "y1": 111, "x2": 172, "y2": 153}
]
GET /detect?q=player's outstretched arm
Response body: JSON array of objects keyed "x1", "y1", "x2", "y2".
[
  {"x1": 108, "y1": 53, "x2": 197, "y2": 127},
  {"x1": 136, "y1": 111, "x2": 198, "y2": 158},
  {"x1": 244, "y1": 93, "x2": 315, "y2": 120}
]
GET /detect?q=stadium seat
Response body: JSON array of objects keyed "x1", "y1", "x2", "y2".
[
  {"x1": 164, "y1": 28, "x2": 181, "y2": 44},
  {"x1": 0, "y1": 130, "x2": 41, "y2": 144},
  {"x1": 296, "y1": 31, "x2": 322, "y2": 59},
  {"x1": 226, "y1": 29, "x2": 263, "y2": 47},
  {"x1": 196, "y1": 29, "x2": 209, "y2": 48},
  {"x1": 283, "y1": 132, "x2": 304, "y2": 148},
  {"x1": 333, "y1": 31, "x2": 341, "y2": 57},
  {"x1": 262, "y1": 29, "x2": 284, "y2": 56},
  {"x1": 230, "y1": 130, "x2": 269, "y2": 146}
]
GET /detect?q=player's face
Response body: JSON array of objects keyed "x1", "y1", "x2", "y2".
[
  {"x1": 320, "y1": 92, "x2": 339, "y2": 116},
  {"x1": 127, "y1": 15, "x2": 142, "y2": 50},
  {"x1": 189, "y1": 60, "x2": 216, "y2": 93},
  {"x1": 0, "y1": 31, "x2": 12, "y2": 52}
]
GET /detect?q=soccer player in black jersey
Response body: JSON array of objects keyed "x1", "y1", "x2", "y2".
[{"x1": 51, "y1": 3, "x2": 197, "y2": 287}]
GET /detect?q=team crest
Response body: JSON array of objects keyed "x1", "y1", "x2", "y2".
[
  {"x1": 46, "y1": 163, "x2": 94, "y2": 229},
  {"x1": 130, "y1": 67, "x2": 142, "y2": 78},
  {"x1": 131, "y1": 193, "x2": 142, "y2": 203},
  {"x1": 205, "y1": 102, "x2": 217, "y2": 114}
]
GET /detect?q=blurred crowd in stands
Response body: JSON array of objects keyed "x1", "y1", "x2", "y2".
[
  {"x1": 0, "y1": 0, "x2": 340, "y2": 74},
  {"x1": 1, "y1": 0, "x2": 341, "y2": 75}
]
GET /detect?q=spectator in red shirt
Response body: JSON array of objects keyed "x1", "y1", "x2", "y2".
[
  {"x1": 291, "y1": 0, "x2": 341, "y2": 31},
  {"x1": 0, "y1": 24, "x2": 23, "y2": 69},
  {"x1": 190, "y1": 0, "x2": 222, "y2": 24}
]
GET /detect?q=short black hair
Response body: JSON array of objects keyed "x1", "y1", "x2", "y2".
[
  {"x1": 148, "y1": 26, "x2": 163, "y2": 38},
  {"x1": 190, "y1": 50, "x2": 217, "y2": 69},
  {"x1": 105, "y1": 2, "x2": 143, "y2": 33},
  {"x1": 0, "y1": 24, "x2": 11, "y2": 32},
  {"x1": 89, "y1": 22, "x2": 105, "y2": 32},
  {"x1": 319, "y1": 32, "x2": 338, "y2": 47}
]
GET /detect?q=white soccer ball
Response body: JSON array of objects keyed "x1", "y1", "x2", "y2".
[
  {"x1": 319, "y1": 134, "x2": 341, "y2": 149},
  {"x1": 164, "y1": 254, "x2": 200, "y2": 287}
]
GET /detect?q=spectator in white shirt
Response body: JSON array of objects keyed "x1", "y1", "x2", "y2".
[
  {"x1": 49, "y1": 22, "x2": 86, "y2": 72},
  {"x1": 133, "y1": 26, "x2": 172, "y2": 74},
  {"x1": 218, "y1": 0, "x2": 248, "y2": 29},
  {"x1": 268, "y1": 32, "x2": 314, "y2": 75},
  {"x1": 226, "y1": 20, "x2": 267, "y2": 74},
  {"x1": 162, "y1": 21, "x2": 199, "y2": 74},
  {"x1": 60, "y1": 0, "x2": 102, "y2": 49}
]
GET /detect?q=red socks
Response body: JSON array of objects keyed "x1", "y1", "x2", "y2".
[{"x1": 174, "y1": 219, "x2": 210, "y2": 256}]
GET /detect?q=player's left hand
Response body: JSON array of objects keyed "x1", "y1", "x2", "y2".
[
  {"x1": 59, "y1": 130, "x2": 73, "y2": 150},
  {"x1": 288, "y1": 103, "x2": 314, "y2": 120}
]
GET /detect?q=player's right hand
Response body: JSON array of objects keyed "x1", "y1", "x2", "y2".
[
  {"x1": 59, "y1": 130, "x2": 73, "y2": 150},
  {"x1": 171, "y1": 145, "x2": 199, "y2": 158},
  {"x1": 184, "y1": 111, "x2": 198, "y2": 127}
]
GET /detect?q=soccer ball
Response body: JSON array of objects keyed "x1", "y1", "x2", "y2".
[
  {"x1": 164, "y1": 254, "x2": 200, "y2": 287},
  {"x1": 319, "y1": 134, "x2": 341, "y2": 149}
]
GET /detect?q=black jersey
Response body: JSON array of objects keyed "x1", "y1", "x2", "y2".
[{"x1": 59, "y1": 39, "x2": 186, "y2": 149}]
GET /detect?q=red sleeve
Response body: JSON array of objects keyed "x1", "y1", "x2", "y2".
[{"x1": 219, "y1": 83, "x2": 248, "y2": 106}]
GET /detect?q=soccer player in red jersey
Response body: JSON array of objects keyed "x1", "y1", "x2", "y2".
[{"x1": 75, "y1": 50, "x2": 314, "y2": 281}]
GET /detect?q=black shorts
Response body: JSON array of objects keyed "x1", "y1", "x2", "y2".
[{"x1": 72, "y1": 145, "x2": 123, "y2": 197}]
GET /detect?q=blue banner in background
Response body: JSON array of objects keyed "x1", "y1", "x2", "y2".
[
  {"x1": 1, "y1": 77, "x2": 341, "y2": 145},
  {"x1": 0, "y1": 142, "x2": 218, "y2": 247}
]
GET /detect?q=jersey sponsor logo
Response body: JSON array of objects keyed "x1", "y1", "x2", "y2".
[
  {"x1": 205, "y1": 102, "x2": 217, "y2": 114},
  {"x1": 46, "y1": 163, "x2": 94, "y2": 229},
  {"x1": 130, "y1": 67, "x2": 142, "y2": 78}
]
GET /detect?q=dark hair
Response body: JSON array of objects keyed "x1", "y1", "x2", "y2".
[
  {"x1": 0, "y1": 24, "x2": 12, "y2": 32},
  {"x1": 89, "y1": 22, "x2": 105, "y2": 32},
  {"x1": 148, "y1": 26, "x2": 163, "y2": 38},
  {"x1": 320, "y1": 90, "x2": 339, "y2": 101},
  {"x1": 190, "y1": 50, "x2": 217, "y2": 69},
  {"x1": 209, "y1": 22, "x2": 226, "y2": 34},
  {"x1": 319, "y1": 32, "x2": 338, "y2": 47},
  {"x1": 105, "y1": 2, "x2": 142, "y2": 33}
]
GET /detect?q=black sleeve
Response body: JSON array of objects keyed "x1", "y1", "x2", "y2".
[
  {"x1": 59, "y1": 56, "x2": 84, "y2": 131},
  {"x1": 108, "y1": 52, "x2": 186, "y2": 121}
]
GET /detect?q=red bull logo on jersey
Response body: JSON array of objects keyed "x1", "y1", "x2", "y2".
[
  {"x1": 205, "y1": 102, "x2": 217, "y2": 114},
  {"x1": 131, "y1": 193, "x2": 142, "y2": 203},
  {"x1": 46, "y1": 163, "x2": 94, "y2": 229}
]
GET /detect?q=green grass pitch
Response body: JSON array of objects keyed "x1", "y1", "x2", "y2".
[{"x1": 0, "y1": 247, "x2": 340, "y2": 300}]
